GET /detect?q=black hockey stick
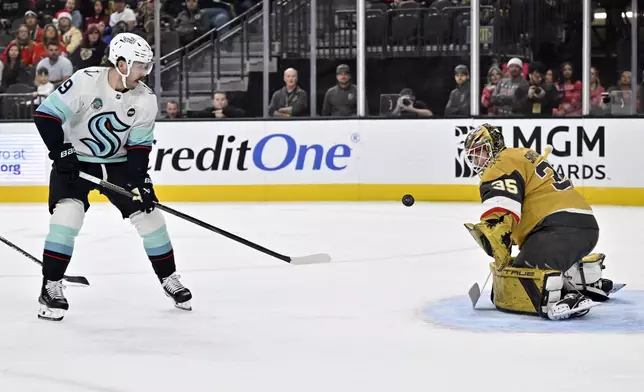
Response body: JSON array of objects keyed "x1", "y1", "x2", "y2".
[
  {"x1": 0, "y1": 235, "x2": 90, "y2": 286},
  {"x1": 79, "y1": 172, "x2": 331, "y2": 265}
]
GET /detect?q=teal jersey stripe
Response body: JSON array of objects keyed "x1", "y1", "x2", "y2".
[
  {"x1": 78, "y1": 155, "x2": 128, "y2": 163},
  {"x1": 38, "y1": 94, "x2": 73, "y2": 123},
  {"x1": 127, "y1": 127, "x2": 154, "y2": 146}
]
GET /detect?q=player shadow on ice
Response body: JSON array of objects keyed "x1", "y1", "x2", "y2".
[{"x1": 422, "y1": 290, "x2": 644, "y2": 333}]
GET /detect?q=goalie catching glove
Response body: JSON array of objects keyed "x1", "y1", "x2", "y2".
[{"x1": 464, "y1": 213, "x2": 515, "y2": 271}]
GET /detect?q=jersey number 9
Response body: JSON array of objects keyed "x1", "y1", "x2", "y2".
[
  {"x1": 535, "y1": 160, "x2": 573, "y2": 191},
  {"x1": 57, "y1": 79, "x2": 73, "y2": 95}
]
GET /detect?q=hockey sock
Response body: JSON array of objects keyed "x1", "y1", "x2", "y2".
[
  {"x1": 130, "y1": 210, "x2": 176, "y2": 281},
  {"x1": 43, "y1": 199, "x2": 85, "y2": 281}
]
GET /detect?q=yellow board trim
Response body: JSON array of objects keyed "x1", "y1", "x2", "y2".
[{"x1": 0, "y1": 184, "x2": 643, "y2": 205}]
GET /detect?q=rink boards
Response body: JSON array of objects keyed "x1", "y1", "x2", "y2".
[{"x1": 0, "y1": 118, "x2": 642, "y2": 205}]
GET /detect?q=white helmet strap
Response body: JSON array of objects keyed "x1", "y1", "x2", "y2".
[{"x1": 115, "y1": 58, "x2": 131, "y2": 89}]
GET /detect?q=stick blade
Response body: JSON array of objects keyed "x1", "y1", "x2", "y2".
[
  {"x1": 63, "y1": 275, "x2": 90, "y2": 286},
  {"x1": 468, "y1": 282, "x2": 481, "y2": 308},
  {"x1": 289, "y1": 253, "x2": 332, "y2": 265}
]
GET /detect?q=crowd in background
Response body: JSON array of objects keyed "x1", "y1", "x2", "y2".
[
  {"x1": 0, "y1": 0, "x2": 256, "y2": 112},
  {"x1": 0, "y1": 0, "x2": 641, "y2": 119}
]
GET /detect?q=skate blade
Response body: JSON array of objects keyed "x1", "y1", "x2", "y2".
[
  {"x1": 38, "y1": 304, "x2": 65, "y2": 321},
  {"x1": 610, "y1": 283, "x2": 626, "y2": 294},
  {"x1": 468, "y1": 283, "x2": 481, "y2": 308},
  {"x1": 174, "y1": 300, "x2": 192, "y2": 311},
  {"x1": 549, "y1": 301, "x2": 600, "y2": 320}
]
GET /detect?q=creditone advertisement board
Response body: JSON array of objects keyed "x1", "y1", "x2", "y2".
[{"x1": 0, "y1": 119, "x2": 640, "y2": 205}]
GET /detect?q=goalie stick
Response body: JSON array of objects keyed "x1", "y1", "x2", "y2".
[
  {"x1": 465, "y1": 145, "x2": 554, "y2": 309},
  {"x1": 0, "y1": 235, "x2": 90, "y2": 286},
  {"x1": 79, "y1": 172, "x2": 331, "y2": 265}
]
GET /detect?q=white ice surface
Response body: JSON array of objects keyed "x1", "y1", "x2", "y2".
[{"x1": 0, "y1": 202, "x2": 643, "y2": 392}]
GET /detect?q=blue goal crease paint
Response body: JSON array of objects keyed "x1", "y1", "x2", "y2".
[{"x1": 422, "y1": 291, "x2": 643, "y2": 334}]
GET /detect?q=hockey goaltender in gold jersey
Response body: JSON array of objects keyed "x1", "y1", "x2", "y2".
[{"x1": 462, "y1": 123, "x2": 624, "y2": 320}]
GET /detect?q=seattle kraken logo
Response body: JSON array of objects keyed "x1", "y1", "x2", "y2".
[
  {"x1": 455, "y1": 125, "x2": 477, "y2": 178},
  {"x1": 81, "y1": 112, "x2": 130, "y2": 158}
]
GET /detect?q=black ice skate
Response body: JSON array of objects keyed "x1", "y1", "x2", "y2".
[
  {"x1": 38, "y1": 279, "x2": 69, "y2": 321},
  {"x1": 162, "y1": 272, "x2": 192, "y2": 311},
  {"x1": 580, "y1": 278, "x2": 626, "y2": 302},
  {"x1": 547, "y1": 293, "x2": 598, "y2": 320}
]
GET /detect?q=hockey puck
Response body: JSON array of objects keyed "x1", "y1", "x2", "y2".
[{"x1": 402, "y1": 194, "x2": 415, "y2": 207}]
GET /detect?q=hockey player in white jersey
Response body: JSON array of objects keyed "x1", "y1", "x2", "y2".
[{"x1": 33, "y1": 33, "x2": 191, "y2": 321}]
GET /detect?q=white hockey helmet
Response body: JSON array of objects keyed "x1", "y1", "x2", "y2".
[{"x1": 108, "y1": 33, "x2": 154, "y2": 87}]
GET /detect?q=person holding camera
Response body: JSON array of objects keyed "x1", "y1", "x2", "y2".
[
  {"x1": 445, "y1": 64, "x2": 471, "y2": 117},
  {"x1": 392, "y1": 88, "x2": 433, "y2": 118},
  {"x1": 514, "y1": 61, "x2": 559, "y2": 116}
]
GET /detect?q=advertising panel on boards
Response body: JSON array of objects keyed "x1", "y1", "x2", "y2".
[{"x1": 0, "y1": 119, "x2": 639, "y2": 205}]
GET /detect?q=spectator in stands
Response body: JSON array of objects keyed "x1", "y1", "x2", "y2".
[
  {"x1": 32, "y1": 67, "x2": 55, "y2": 105},
  {"x1": 268, "y1": 68, "x2": 308, "y2": 117},
  {"x1": 545, "y1": 69, "x2": 555, "y2": 85},
  {"x1": 57, "y1": 12, "x2": 83, "y2": 54},
  {"x1": 164, "y1": 100, "x2": 182, "y2": 119},
  {"x1": 514, "y1": 61, "x2": 559, "y2": 117},
  {"x1": 589, "y1": 66, "x2": 607, "y2": 114},
  {"x1": 553, "y1": 61, "x2": 581, "y2": 116},
  {"x1": 0, "y1": 44, "x2": 30, "y2": 92},
  {"x1": 1, "y1": 24, "x2": 38, "y2": 66},
  {"x1": 607, "y1": 70, "x2": 635, "y2": 115},
  {"x1": 56, "y1": 0, "x2": 83, "y2": 30},
  {"x1": 481, "y1": 64, "x2": 502, "y2": 116},
  {"x1": 109, "y1": 0, "x2": 136, "y2": 31},
  {"x1": 70, "y1": 24, "x2": 106, "y2": 70},
  {"x1": 191, "y1": 91, "x2": 246, "y2": 118},
  {"x1": 96, "y1": 20, "x2": 112, "y2": 44},
  {"x1": 85, "y1": 0, "x2": 110, "y2": 31},
  {"x1": 32, "y1": 24, "x2": 67, "y2": 63},
  {"x1": 176, "y1": 0, "x2": 210, "y2": 46},
  {"x1": 137, "y1": 0, "x2": 156, "y2": 43},
  {"x1": 392, "y1": 87, "x2": 432, "y2": 118},
  {"x1": 35, "y1": 40, "x2": 73, "y2": 84},
  {"x1": 445, "y1": 64, "x2": 470, "y2": 117},
  {"x1": 490, "y1": 57, "x2": 528, "y2": 116},
  {"x1": 25, "y1": 11, "x2": 44, "y2": 42},
  {"x1": 322, "y1": 64, "x2": 357, "y2": 117},
  {"x1": 502, "y1": 60, "x2": 529, "y2": 80},
  {"x1": 199, "y1": 0, "x2": 232, "y2": 32}
]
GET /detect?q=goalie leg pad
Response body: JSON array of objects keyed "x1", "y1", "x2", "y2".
[{"x1": 490, "y1": 263, "x2": 562, "y2": 318}]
